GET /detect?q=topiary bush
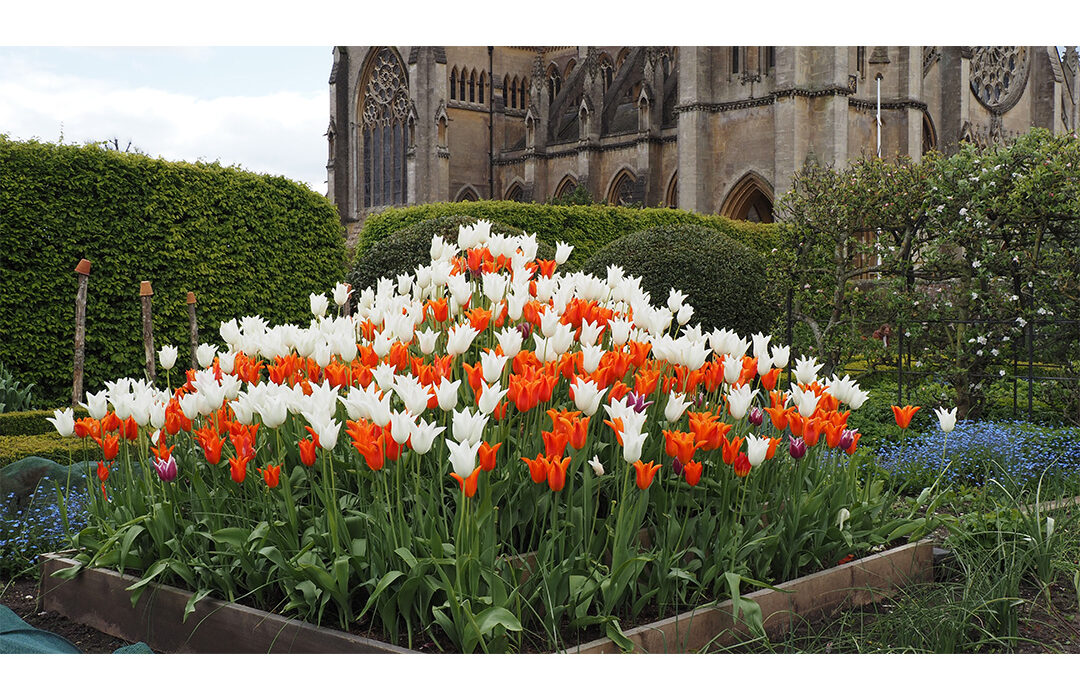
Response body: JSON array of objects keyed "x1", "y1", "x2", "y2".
[
  {"x1": 348, "y1": 215, "x2": 555, "y2": 294},
  {"x1": 354, "y1": 200, "x2": 780, "y2": 269},
  {"x1": 0, "y1": 137, "x2": 348, "y2": 405},
  {"x1": 582, "y1": 224, "x2": 776, "y2": 338}
]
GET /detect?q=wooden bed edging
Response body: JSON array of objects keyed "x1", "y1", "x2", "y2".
[
  {"x1": 565, "y1": 539, "x2": 936, "y2": 654},
  {"x1": 38, "y1": 554, "x2": 416, "y2": 654}
]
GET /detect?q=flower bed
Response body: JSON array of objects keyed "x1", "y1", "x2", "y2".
[{"x1": 47, "y1": 220, "x2": 940, "y2": 652}]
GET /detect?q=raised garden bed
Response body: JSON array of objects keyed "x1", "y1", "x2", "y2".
[{"x1": 39, "y1": 539, "x2": 935, "y2": 654}]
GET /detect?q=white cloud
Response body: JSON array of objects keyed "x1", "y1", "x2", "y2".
[{"x1": 0, "y1": 56, "x2": 328, "y2": 194}]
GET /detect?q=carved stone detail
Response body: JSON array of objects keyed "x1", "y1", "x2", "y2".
[
  {"x1": 362, "y1": 48, "x2": 411, "y2": 128},
  {"x1": 922, "y1": 46, "x2": 940, "y2": 76}
]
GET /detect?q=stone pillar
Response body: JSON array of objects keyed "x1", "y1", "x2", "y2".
[
  {"x1": 772, "y1": 46, "x2": 800, "y2": 198},
  {"x1": 677, "y1": 46, "x2": 712, "y2": 213}
]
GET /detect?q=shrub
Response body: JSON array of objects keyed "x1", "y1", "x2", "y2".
[
  {"x1": 581, "y1": 224, "x2": 776, "y2": 338},
  {"x1": 0, "y1": 137, "x2": 349, "y2": 405},
  {"x1": 355, "y1": 201, "x2": 780, "y2": 270},
  {"x1": 0, "y1": 434, "x2": 92, "y2": 469},
  {"x1": 347, "y1": 215, "x2": 554, "y2": 295}
]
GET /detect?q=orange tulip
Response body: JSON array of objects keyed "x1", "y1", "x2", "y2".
[
  {"x1": 760, "y1": 367, "x2": 782, "y2": 392},
  {"x1": 803, "y1": 418, "x2": 822, "y2": 447},
  {"x1": 465, "y1": 307, "x2": 492, "y2": 333},
  {"x1": 566, "y1": 415, "x2": 589, "y2": 450},
  {"x1": 478, "y1": 441, "x2": 501, "y2": 471},
  {"x1": 229, "y1": 453, "x2": 249, "y2": 483},
  {"x1": 662, "y1": 430, "x2": 706, "y2": 464},
  {"x1": 720, "y1": 434, "x2": 745, "y2": 465},
  {"x1": 74, "y1": 417, "x2": 99, "y2": 440},
  {"x1": 298, "y1": 438, "x2": 318, "y2": 467},
  {"x1": 149, "y1": 441, "x2": 174, "y2": 462},
  {"x1": 634, "y1": 460, "x2": 662, "y2": 490},
  {"x1": 823, "y1": 421, "x2": 844, "y2": 449},
  {"x1": 683, "y1": 460, "x2": 704, "y2": 487},
  {"x1": 891, "y1": 405, "x2": 921, "y2": 429},
  {"x1": 96, "y1": 434, "x2": 119, "y2": 461},
  {"x1": 121, "y1": 416, "x2": 139, "y2": 441},
  {"x1": 450, "y1": 467, "x2": 481, "y2": 498},
  {"x1": 763, "y1": 405, "x2": 792, "y2": 431},
  {"x1": 634, "y1": 367, "x2": 661, "y2": 396},
  {"x1": 547, "y1": 455, "x2": 571, "y2": 492},
  {"x1": 765, "y1": 436, "x2": 783, "y2": 460},
  {"x1": 603, "y1": 417, "x2": 625, "y2": 446},
  {"x1": 523, "y1": 455, "x2": 549, "y2": 484},
  {"x1": 260, "y1": 464, "x2": 281, "y2": 488},
  {"x1": 96, "y1": 461, "x2": 110, "y2": 482},
  {"x1": 541, "y1": 430, "x2": 569, "y2": 459},
  {"x1": 733, "y1": 452, "x2": 752, "y2": 478}
]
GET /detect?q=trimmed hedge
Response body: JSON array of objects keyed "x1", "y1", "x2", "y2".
[
  {"x1": 0, "y1": 434, "x2": 93, "y2": 469},
  {"x1": 0, "y1": 408, "x2": 89, "y2": 437},
  {"x1": 0, "y1": 138, "x2": 349, "y2": 405},
  {"x1": 582, "y1": 225, "x2": 776, "y2": 338},
  {"x1": 348, "y1": 215, "x2": 555, "y2": 294},
  {"x1": 355, "y1": 201, "x2": 780, "y2": 268}
]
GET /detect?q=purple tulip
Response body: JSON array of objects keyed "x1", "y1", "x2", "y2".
[
  {"x1": 627, "y1": 391, "x2": 654, "y2": 414},
  {"x1": 789, "y1": 436, "x2": 807, "y2": 460},
  {"x1": 154, "y1": 455, "x2": 178, "y2": 483},
  {"x1": 516, "y1": 322, "x2": 533, "y2": 340},
  {"x1": 839, "y1": 429, "x2": 856, "y2": 451},
  {"x1": 748, "y1": 406, "x2": 764, "y2": 427},
  {"x1": 671, "y1": 456, "x2": 684, "y2": 476}
]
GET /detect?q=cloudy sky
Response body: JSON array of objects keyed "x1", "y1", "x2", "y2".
[
  {"x1": 0, "y1": 46, "x2": 332, "y2": 193},
  {"x1": 1, "y1": 3, "x2": 1072, "y2": 200}
]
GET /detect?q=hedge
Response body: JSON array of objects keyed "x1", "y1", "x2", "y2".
[
  {"x1": 348, "y1": 215, "x2": 555, "y2": 295},
  {"x1": 0, "y1": 434, "x2": 93, "y2": 469},
  {"x1": 0, "y1": 138, "x2": 349, "y2": 405},
  {"x1": 582, "y1": 224, "x2": 775, "y2": 338},
  {"x1": 354, "y1": 201, "x2": 780, "y2": 269},
  {"x1": 0, "y1": 408, "x2": 89, "y2": 437}
]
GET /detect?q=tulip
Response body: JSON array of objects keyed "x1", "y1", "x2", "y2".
[
  {"x1": 417, "y1": 328, "x2": 440, "y2": 355},
  {"x1": 570, "y1": 377, "x2": 606, "y2": 417},
  {"x1": 451, "y1": 408, "x2": 488, "y2": 446},
  {"x1": 770, "y1": 344, "x2": 791, "y2": 369},
  {"x1": 839, "y1": 429, "x2": 857, "y2": 452},
  {"x1": 621, "y1": 429, "x2": 648, "y2": 464},
  {"x1": 409, "y1": 418, "x2": 446, "y2": 455},
  {"x1": 664, "y1": 392, "x2": 691, "y2": 423},
  {"x1": 47, "y1": 408, "x2": 75, "y2": 437},
  {"x1": 671, "y1": 455, "x2": 684, "y2": 476},
  {"x1": 891, "y1": 405, "x2": 921, "y2": 429},
  {"x1": 726, "y1": 385, "x2": 758, "y2": 420},
  {"x1": 333, "y1": 282, "x2": 351, "y2": 307},
  {"x1": 494, "y1": 328, "x2": 523, "y2": 358},
  {"x1": 196, "y1": 343, "x2": 217, "y2": 369},
  {"x1": 546, "y1": 456, "x2": 571, "y2": 492},
  {"x1": 314, "y1": 419, "x2": 341, "y2": 451},
  {"x1": 158, "y1": 345, "x2": 178, "y2": 371},
  {"x1": 81, "y1": 389, "x2": 109, "y2": 420},
  {"x1": 789, "y1": 435, "x2": 807, "y2": 460},
  {"x1": 733, "y1": 452, "x2": 752, "y2": 478},
  {"x1": 154, "y1": 454, "x2": 178, "y2": 483},
  {"x1": 260, "y1": 464, "x2": 281, "y2": 488},
  {"x1": 446, "y1": 323, "x2": 480, "y2": 357},
  {"x1": 450, "y1": 466, "x2": 481, "y2": 498},
  {"x1": 298, "y1": 438, "x2": 317, "y2": 466},
  {"x1": 435, "y1": 379, "x2": 461, "y2": 412},
  {"x1": 722, "y1": 355, "x2": 742, "y2": 385},
  {"x1": 792, "y1": 355, "x2": 823, "y2": 385},
  {"x1": 933, "y1": 406, "x2": 957, "y2": 433},
  {"x1": 389, "y1": 411, "x2": 415, "y2": 445},
  {"x1": 683, "y1": 460, "x2": 704, "y2": 487},
  {"x1": 748, "y1": 406, "x2": 764, "y2": 427},
  {"x1": 310, "y1": 293, "x2": 329, "y2": 317},
  {"x1": 633, "y1": 460, "x2": 662, "y2": 489},
  {"x1": 229, "y1": 453, "x2": 249, "y2": 483},
  {"x1": 554, "y1": 241, "x2": 574, "y2": 265},
  {"x1": 96, "y1": 461, "x2": 110, "y2": 482},
  {"x1": 589, "y1": 455, "x2": 605, "y2": 477},
  {"x1": 446, "y1": 438, "x2": 482, "y2": 479},
  {"x1": 745, "y1": 434, "x2": 770, "y2": 467}
]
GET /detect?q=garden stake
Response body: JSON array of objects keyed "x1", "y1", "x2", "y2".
[
  {"x1": 71, "y1": 258, "x2": 91, "y2": 407},
  {"x1": 140, "y1": 281, "x2": 156, "y2": 384},
  {"x1": 187, "y1": 291, "x2": 199, "y2": 371}
]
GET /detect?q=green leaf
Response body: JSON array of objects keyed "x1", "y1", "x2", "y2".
[
  {"x1": 211, "y1": 527, "x2": 250, "y2": 549},
  {"x1": 182, "y1": 589, "x2": 212, "y2": 622}
]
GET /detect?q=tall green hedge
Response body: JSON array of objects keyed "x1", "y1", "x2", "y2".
[
  {"x1": 355, "y1": 201, "x2": 780, "y2": 268},
  {"x1": 0, "y1": 138, "x2": 348, "y2": 405}
]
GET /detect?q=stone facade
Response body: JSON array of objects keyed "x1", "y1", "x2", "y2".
[{"x1": 327, "y1": 46, "x2": 1079, "y2": 232}]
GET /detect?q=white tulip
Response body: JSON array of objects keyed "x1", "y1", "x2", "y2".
[
  {"x1": 158, "y1": 345, "x2": 178, "y2": 371},
  {"x1": 726, "y1": 385, "x2": 758, "y2": 420},
  {"x1": 333, "y1": 282, "x2": 351, "y2": 307},
  {"x1": 417, "y1": 328, "x2": 440, "y2": 355},
  {"x1": 445, "y1": 437, "x2": 482, "y2": 479},
  {"x1": 793, "y1": 355, "x2": 823, "y2": 386},
  {"x1": 477, "y1": 381, "x2": 509, "y2": 416},
  {"x1": 310, "y1": 293, "x2": 329, "y2": 318},
  {"x1": 435, "y1": 379, "x2": 461, "y2": 412},
  {"x1": 664, "y1": 392, "x2": 692, "y2": 423},
  {"x1": 570, "y1": 377, "x2": 607, "y2": 417},
  {"x1": 494, "y1": 328, "x2": 522, "y2": 358},
  {"x1": 589, "y1": 455, "x2": 605, "y2": 477},
  {"x1": 196, "y1": 343, "x2": 217, "y2": 369},
  {"x1": 933, "y1": 406, "x2": 957, "y2": 433},
  {"x1": 621, "y1": 429, "x2": 648, "y2": 464},
  {"x1": 555, "y1": 241, "x2": 574, "y2": 265},
  {"x1": 446, "y1": 323, "x2": 480, "y2": 357},
  {"x1": 46, "y1": 408, "x2": 75, "y2": 437},
  {"x1": 745, "y1": 434, "x2": 770, "y2": 467},
  {"x1": 409, "y1": 418, "x2": 445, "y2": 455},
  {"x1": 770, "y1": 344, "x2": 791, "y2": 370},
  {"x1": 81, "y1": 389, "x2": 109, "y2": 420}
]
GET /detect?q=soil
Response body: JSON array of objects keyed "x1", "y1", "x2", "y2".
[{"x1": 1, "y1": 577, "x2": 131, "y2": 653}]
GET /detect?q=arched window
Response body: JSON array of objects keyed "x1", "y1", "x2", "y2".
[
  {"x1": 459, "y1": 69, "x2": 466, "y2": 103},
  {"x1": 720, "y1": 173, "x2": 775, "y2": 223},
  {"x1": 456, "y1": 186, "x2": 479, "y2": 202},
  {"x1": 510, "y1": 77, "x2": 518, "y2": 109},
  {"x1": 502, "y1": 74, "x2": 509, "y2": 108},
  {"x1": 519, "y1": 78, "x2": 528, "y2": 110},
  {"x1": 361, "y1": 48, "x2": 410, "y2": 209},
  {"x1": 607, "y1": 170, "x2": 639, "y2": 207},
  {"x1": 599, "y1": 54, "x2": 614, "y2": 92},
  {"x1": 922, "y1": 113, "x2": 937, "y2": 155},
  {"x1": 616, "y1": 48, "x2": 630, "y2": 70},
  {"x1": 504, "y1": 182, "x2": 524, "y2": 201},
  {"x1": 554, "y1": 175, "x2": 578, "y2": 200},
  {"x1": 732, "y1": 47, "x2": 740, "y2": 74},
  {"x1": 547, "y1": 64, "x2": 561, "y2": 103},
  {"x1": 765, "y1": 46, "x2": 775, "y2": 74},
  {"x1": 564, "y1": 59, "x2": 576, "y2": 81},
  {"x1": 469, "y1": 70, "x2": 476, "y2": 102},
  {"x1": 665, "y1": 172, "x2": 678, "y2": 208},
  {"x1": 478, "y1": 72, "x2": 485, "y2": 104},
  {"x1": 450, "y1": 67, "x2": 457, "y2": 101}
]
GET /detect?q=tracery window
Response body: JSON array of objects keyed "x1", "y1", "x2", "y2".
[
  {"x1": 478, "y1": 72, "x2": 485, "y2": 104},
  {"x1": 361, "y1": 48, "x2": 409, "y2": 208},
  {"x1": 450, "y1": 67, "x2": 457, "y2": 100}
]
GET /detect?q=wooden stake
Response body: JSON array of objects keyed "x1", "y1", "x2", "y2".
[
  {"x1": 71, "y1": 259, "x2": 91, "y2": 407},
  {"x1": 186, "y1": 291, "x2": 198, "y2": 370},
  {"x1": 140, "y1": 281, "x2": 156, "y2": 383}
]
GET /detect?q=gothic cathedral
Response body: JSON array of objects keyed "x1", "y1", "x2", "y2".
[{"x1": 326, "y1": 47, "x2": 1079, "y2": 234}]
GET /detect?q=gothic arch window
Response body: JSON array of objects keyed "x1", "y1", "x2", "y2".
[
  {"x1": 519, "y1": 78, "x2": 528, "y2": 109},
  {"x1": 504, "y1": 182, "x2": 524, "y2": 201},
  {"x1": 857, "y1": 47, "x2": 866, "y2": 79},
  {"x1": 450, "y1": 67, "x2": 457, "y2": 101},
  {"x1": 459, "y1": 69, "x2": 466, "y2": 103},
  {"x1": 922, "y1": 113, "x2": 937, "y2": 155},
  {"x1": 616, "y1": 47, "x2": 630, "y2": 70},
  {"x1": 469, "y1": 70, "x2": 476, "y2": 102},
  {"x1": 720, "y1": 173, "x2": 774, "y2": 223},
  {"x1": 360, "y1": 47, "x2": 410, "y2": 209},
  {"x1": 547, "y1": 64, "x2": 561, "y2": 103},
  {"x1": 502, "y1": 74, "x2": 509, "y2": 108},
  {"x1": 732, "y1": 47, "x2": 740, "y2": 74},
  {"x1": 478, "y1": 72, "x2": 485, "y2": 104},
  {"x1": 564, "y1": 59, "x2": 576, "y2": 81},
  {"x1": 765, "y1": 46, "x2": 775, "y2": 74},
  {"x1": 599, "y1": 53, "x2": 614, "y2": 92},
  {"x1": 554, "y1": 175, "x2": 578, "y2": 199},
  {"x1": 607, "y1": 169, "x2": 639, "y2": 207},
  {"x1": 665, "y1": 172, "x2": 679, "y2": 208},
  {"x1": 510, "y1": 77, "x2": 518, "y2": 109},
  {"x1": 455, "y1": 185, "x2": 479, "y2": 202}
]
